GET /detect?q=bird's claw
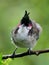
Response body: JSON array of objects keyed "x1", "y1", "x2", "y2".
[{"x1": 27, "y1": 48, "x2": 32, "y2": 54}]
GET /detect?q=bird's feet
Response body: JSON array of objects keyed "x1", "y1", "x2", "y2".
[
  {"x1": 12, "y1": 48, "x2": 17, "y2": 56},
  {"x1": 27, "y1": 48, "x2": 33, "y2": 54}
]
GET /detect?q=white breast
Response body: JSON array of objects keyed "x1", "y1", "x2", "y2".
[
  {"x1": 11, "y1": 23, "x2": 41, "y2": 48},
  {"x1": 11, "y1": 25, "x2": 36, "y2": 48},
  {"x1": 16, "y1": 26, "x2": 29, "y2": 40}
]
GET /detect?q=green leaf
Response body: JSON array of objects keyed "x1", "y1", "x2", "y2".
[{"x1": 2, "y1": 58, "x2": 12, "y2": 65}]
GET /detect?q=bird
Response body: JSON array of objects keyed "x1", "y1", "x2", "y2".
[{"x1": 11, "y1": 11, "x2": 42, "y2": 55}]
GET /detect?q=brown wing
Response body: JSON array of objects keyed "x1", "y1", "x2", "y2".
[{"x1": 28, "y1": 21, "x2": 39, "y2": 40}]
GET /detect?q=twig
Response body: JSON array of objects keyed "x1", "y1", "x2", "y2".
[{"x1": 2, "y1": 49, "x2": 49, "y2": 60}]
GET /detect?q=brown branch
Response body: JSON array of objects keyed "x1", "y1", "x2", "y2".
[{"x1": 2, "y1": 49, "x2": 49, "y2": 60}]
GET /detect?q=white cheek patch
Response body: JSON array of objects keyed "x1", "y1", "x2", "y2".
[{"x1": 27, "y1": 26, "x2": 32, "y2": 30}]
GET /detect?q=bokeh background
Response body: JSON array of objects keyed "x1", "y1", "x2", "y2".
[{"x1": 0, "y1": 0, "x2": 49, "y2": 65}]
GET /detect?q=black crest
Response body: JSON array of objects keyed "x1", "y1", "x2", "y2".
[{"x1": 21, "y1": 10, "x2": 32, "y2": 26}]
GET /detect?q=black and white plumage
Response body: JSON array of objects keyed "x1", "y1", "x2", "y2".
[{"x1": 11, "y1": 11, "x2": 42, "y2": 51}]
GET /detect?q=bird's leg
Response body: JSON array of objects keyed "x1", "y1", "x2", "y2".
[
  {"x1": 27, "y1": 48, "x2": 32, "y2": 54},
  {"x1": 12, "y1": 48, "x2": 17, "y2": 56}
]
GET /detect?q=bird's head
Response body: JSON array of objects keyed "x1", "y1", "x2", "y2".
[
  {"x1": 17, "y1": 11, "x2": 32, "y2": 27},
  {"x1": 20, "y1": 10, "x2": 32, "y2": 27}
]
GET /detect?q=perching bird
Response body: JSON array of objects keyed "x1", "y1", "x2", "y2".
[{"x1": 11, "y1": 11, "x2": 42, "y2": 54}]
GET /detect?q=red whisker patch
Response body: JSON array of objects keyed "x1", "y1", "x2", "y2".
[{"x1": 29, "y1": 24, "x2": 32, "y2": 27}]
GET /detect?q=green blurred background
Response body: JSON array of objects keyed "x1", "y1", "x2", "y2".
[{"x1": 0, "y1": 0, "x2": 49, "y2": 65}]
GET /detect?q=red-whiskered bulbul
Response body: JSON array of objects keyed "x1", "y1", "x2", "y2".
[{"x1": 11, "y1": 11, "x2": 42, "y2": 55}]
